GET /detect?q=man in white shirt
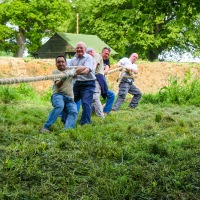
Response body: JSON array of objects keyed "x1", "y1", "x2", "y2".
[{"x1": 112, "y1": 53, "x2": 142, "y2": 111}]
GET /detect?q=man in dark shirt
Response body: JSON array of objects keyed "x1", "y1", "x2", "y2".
[{"x1": 101, "y1": 47, "x2": 115, "y2": 115}]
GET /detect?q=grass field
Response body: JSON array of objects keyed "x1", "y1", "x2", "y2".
[{"x1": 0, "y1": 76, "x2": 200, "y2": 199}]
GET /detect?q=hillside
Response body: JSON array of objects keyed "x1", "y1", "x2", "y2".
[{"x1": 0, "y1": 57, "x2": 199, "y2": 94}]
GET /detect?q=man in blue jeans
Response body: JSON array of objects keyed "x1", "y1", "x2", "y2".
[
  {"x1": 69, "y1": 42, "x2": 96, "y2": 125},
  {"x1": 41, "y1": 55, "x2": 78, "y2": 133},
  {"x1": 101, "y1": 47, "x2": 115, "y2": 115}
]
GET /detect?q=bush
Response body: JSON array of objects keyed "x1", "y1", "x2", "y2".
[{"x1": 141, "y1": 69, "x2": 200, "y2": 105}]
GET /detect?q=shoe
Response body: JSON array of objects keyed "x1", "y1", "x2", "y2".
[
  {"x1": 61, "y1": 119, "x2": 65, "y2": 125},
  {"x1": 104, "y1": 112, "x2": 107, "y2": 116},
  {"x1": 40, "y1": 127, "x2": 51, "y2": 133},
  {"x1": 127, "y1": 106, "x2": 135, "y2": 110}
]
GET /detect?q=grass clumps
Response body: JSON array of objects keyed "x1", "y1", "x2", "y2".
[
  {"x1": 0, "y1": 80, "x2": 200, "y2": 199},
  {"x1": 141, "y1": 69, "x2": 200, "y2": 105}
]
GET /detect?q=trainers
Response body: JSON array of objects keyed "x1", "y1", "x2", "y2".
[{"x1": 40, "y1": 127, "x2": 51, "y2": 133}]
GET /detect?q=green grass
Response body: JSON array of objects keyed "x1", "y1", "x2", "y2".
[
  {"x1": 0, "y1": 82, "x2": 200, "y2": 199},
  {"x1": 141, "y1": 69, "x2": 200, "y2": 106}
]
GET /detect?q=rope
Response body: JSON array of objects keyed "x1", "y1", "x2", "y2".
[
  {"x1": 0, "y1": 66, "x2": 77, "y2": 85},
  {"x1": 107, "y1": 66, "x2": 123, "y2": 74},
  {"x1": 0, "y1": 66, "x2": 123, "y2": 85}
]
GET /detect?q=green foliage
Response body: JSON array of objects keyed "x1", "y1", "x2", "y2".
[
  {"x1": 0, "y1": 84, "x2": 40, "y2": 103},
  {"x1": 0, "y1": 91, "x2": 199, "y2": 199},
  {"x1": 0, "y1": 0, "x2": 72, "y2": 56},
  {"x1": 40, "y1": 86, "x2": 53, "y2": 102},
  {"x1": 141, "y1": 70, "x2": 200, "y2": 105},
  {"x1": 0, "y1": 86, "x2": 20, "y2": 103},
  {"x1": 0, "y1": 51, "x2": 13, "y2": 57},
  {"x1": 70, "y1": 0, "x2": 200, "y2": 61}
]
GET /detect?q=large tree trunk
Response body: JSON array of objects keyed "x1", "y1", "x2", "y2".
[{"x1": 14, "y1": 27, "x2": 26, "y2": 57}]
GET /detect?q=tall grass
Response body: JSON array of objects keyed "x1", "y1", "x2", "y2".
[
  {"x1": 141, "y1": 69, "x2": 200, "y2": 105},
  {"x1": 0, "y1": 80, "x2": 200, "y2": 199}
]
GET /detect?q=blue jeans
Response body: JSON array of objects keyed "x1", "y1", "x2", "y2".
[
  {"x1": 44, "y1": 93, "x2": 78, "y2": 130},
  {"x1": 103, "y1": 89, "x2": 115, "y2": 114},
  {"x1": 74, "y1": 80, "x2": 95, "y2": 125},
  {"x1": 76, "y1": 100, "x2": 81, "y2": 112}
]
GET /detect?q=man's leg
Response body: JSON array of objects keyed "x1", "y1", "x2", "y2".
[
  {"x1": 63, "y1": 96, "x2": 78, "y2": 129},
  {"x1": 92, "y1": 80, "x2": 104, "y2": 118},
  {"x1": 79, "y1": 81, "x2": 95, "y2": 125},
  {"x1": 44, "y1": 94, "x2": 64, "y2": 129},
  {"x1": 76, "y1": 100, "x2": 81, "y2": 112},
  {"x1": 128, "y1": 83, "x2": 142, "y2": 108},
  {"x1": 112, "y1": 82, "x2": 129, "y2": 111},
  {"x1": 103, "y1": 89, "x2": 115, "y2": 114}
]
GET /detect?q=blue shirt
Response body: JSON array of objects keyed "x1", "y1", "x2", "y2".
[{"x1": 69, "y1": 53, "x2": 96, "y2": 81}]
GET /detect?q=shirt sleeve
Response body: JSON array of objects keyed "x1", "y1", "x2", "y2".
[
  {"x1": 84, "y1": 55, "x2": 95, "y2": 71},
  {"x1": 94, "y1": 53, "x2": 101, "y2": 64},
  {"x1": 52, "y1": 70, "x2": 61, "y2": 82},
  {"x1": 119, "y1": 57, "x2": 127, "y2": 65}
]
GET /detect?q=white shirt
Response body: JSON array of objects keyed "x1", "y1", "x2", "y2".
[{"x1": 119, "y1": 57, "x2": 138, "y2": 77}]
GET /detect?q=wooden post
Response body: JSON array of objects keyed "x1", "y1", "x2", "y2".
[{"x1": 76, "y1": 13, "x2": 79, "y2": 34}]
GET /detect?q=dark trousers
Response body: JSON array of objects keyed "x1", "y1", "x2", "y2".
[
  {"x1": 74, "y1": 80, "x2": 95, "y2": 125},
  {"x1": 112, "y1": 80, "x2": 142, "y2": 111}
]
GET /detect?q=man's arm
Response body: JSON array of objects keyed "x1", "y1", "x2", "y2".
[
  {"x1": 76, "y1": 66, "x2": 90, "y2": 75},
  {"x1": 104, "y1": 65, "x2": 109, "y2": 75},
  {"x1": 126, "y1": 68, "x2": 138, "y2": 74},
  {"x1": 54, "y1": 69, "x2": 76, "y2": 88}
]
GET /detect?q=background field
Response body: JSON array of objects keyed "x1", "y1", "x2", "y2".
[{"x1": 0, "y1": 57, "x2": 199, "y2": 94}]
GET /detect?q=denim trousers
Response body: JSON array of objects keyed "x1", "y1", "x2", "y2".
[
  {"x1": 44, "y1": 93, "x2": 78, "y2": 130},
  {"x1": 73, "y1": 80, "x2": 95, "y2": 125},
  {"x1": 103, "y1": 89, "x2": 115, "y2": 114}
]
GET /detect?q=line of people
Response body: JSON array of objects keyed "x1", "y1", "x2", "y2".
[{"x1": 41, "y1": 42, "x2": 142, "y2": 133}]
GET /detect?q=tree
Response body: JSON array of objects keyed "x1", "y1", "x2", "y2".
[
  {"x1": 0, "y1": 0, "x2": 72, "y2": 57},
  {"x1": 70, "y1": 0, "x2": 200, "y2": 61}
]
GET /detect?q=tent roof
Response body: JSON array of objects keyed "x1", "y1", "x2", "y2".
[{"x1": 57, "y1": 32, "x2": 118, "y2": 55}]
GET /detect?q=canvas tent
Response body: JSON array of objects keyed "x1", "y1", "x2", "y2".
[{"x1": 34, "y1": 33, "x2": 117, "y2": 58}]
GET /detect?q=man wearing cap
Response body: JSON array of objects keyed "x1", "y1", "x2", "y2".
[
  {"x1": 86, "y1": 47, "x2": 108, "y2": 118},
  {"x1": 68, "y1": 42, "x2": 96, "y2": 125},
  {"x1": 112, "y1": 53, "x2": 142, "y2": 111}
]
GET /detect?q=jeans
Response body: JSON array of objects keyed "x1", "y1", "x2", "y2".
[
  {"x1": 44, "y1": 93, "x2": 78, "y2": 130},
  {"x1": 103, "y1": 89, "x2": 115, "y2": 114},
  {"x1": 73, "y1": 80, "x2": 95, "y2": 125},
  {"x1": 76, "y1": 100, "x2": 81, "y2": 112}
]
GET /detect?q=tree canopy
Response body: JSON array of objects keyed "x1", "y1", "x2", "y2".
[
  {"x1": 0, "y1": 0, "x2": 200, "y2": 60},
  {"x1": 0, "y1": 0, "x2": 72, "y2": 57},
  {"x1": 70, "y1": 0, "x2": 200, "y2": 61}
]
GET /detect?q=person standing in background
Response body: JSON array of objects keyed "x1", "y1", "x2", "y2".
[
  {"x1": 86, "y1": 47, "x2": 108, "y2": 118},
  {"x1": 112, "y1": 53, "x2": 142, "y2": 111},
  {"x1": 101, "y1": 47, "x2": 115, "y2": 115}
]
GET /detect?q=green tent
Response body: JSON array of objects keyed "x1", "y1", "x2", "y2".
[{"x1": 35, "y1": 32, "x2": 117, "y2": 58}]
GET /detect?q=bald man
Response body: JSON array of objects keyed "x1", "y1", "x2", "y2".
[{"x1": 112, "y1": 53, "x2": 142, "y2": 111}]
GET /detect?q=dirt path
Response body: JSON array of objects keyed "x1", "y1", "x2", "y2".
[{"x1": 0, "y1": 57, "x2": 199, "y2": 94}]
